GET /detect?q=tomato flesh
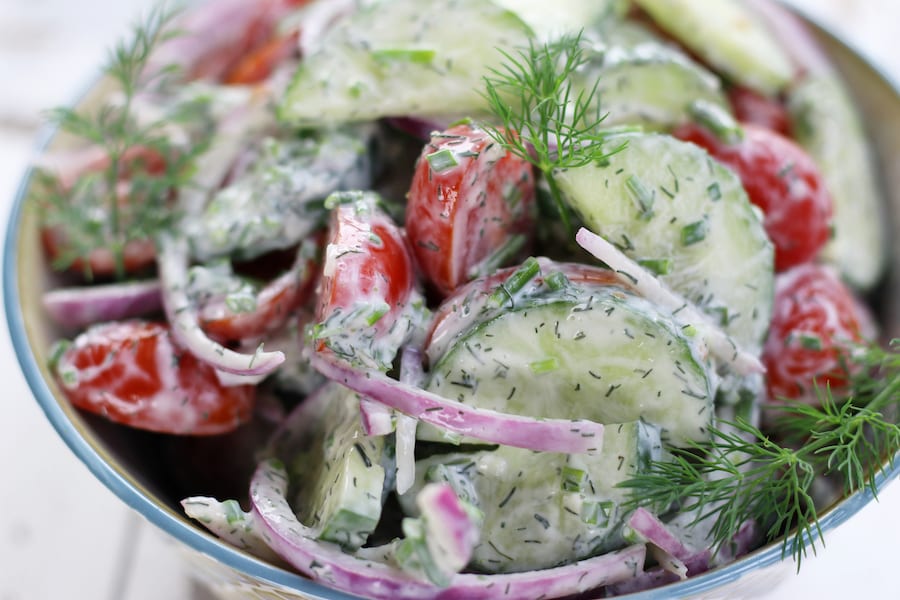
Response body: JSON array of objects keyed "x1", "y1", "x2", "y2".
[
  {"x1": 316, "y1": 195, "x2": 416, "y2": 332},
  {"x1": 54, "y1": 320, "x2": 255, "y2": 435},
  {"x1": 727, "y1": 86, "x2": 791, "y2": 136},
  {"x1": 673, "y1": 121, "x2": 833, "y2": 271},
  {"x1": 406, "y1": 123, "x2": 536, "y2": 297},
  {"x1": 762, "y1": 264, "x2": 874, "y2": 404}
]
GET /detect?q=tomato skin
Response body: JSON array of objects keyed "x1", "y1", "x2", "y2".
[
  {"x1": 54, "y1": 320, "x2": 255, "y2": 435},
  {"x1": 727, "y1": 86, "x2": 791, "y2": 136},
  {"x1": 762, "y1": 264, "x2": 874, "y2": 404},
  {"x1": 199, "y1": 248, "x2": 319, "y2": 343},
  {"x1": 316, "y1": 195, "x2": 416, "y2": 331},
  {"x1": 223, "y1": 31, "x2": 299, "y2": 85},
  {"x1": 405, "y1": 123, "x2": 536, "y2": 297},
  {"x1": 673, "y1": 122, "x2": 833, "y2": 271}
]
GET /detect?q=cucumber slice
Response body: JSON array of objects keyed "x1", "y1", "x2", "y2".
[
  {"x1": 278, "y1": 0, "x2": 532, "y2": 126},
  {"x1": 579, "y1": 41, "x2": 729, "y2": 130},
  {"x1": 425, "y1": 281, "x2": 714, "y2": 447},
  {"x1": 493, "y1": 0, "x2": 625, "y2": 40},
  {"x1": 408, "y1": 420, "x2": 664, "y2": 573},
  {"x1": 788, "y1": 75, "x2": 888, "y2": 291},
  {"x1": 555, "y1": 132, "x2": 774, "y2": 352},
  {"x1": 282, "y1": 382, "x2": 389, "y2": 551},
  {"x1": 632, "y1": 0, "x2": 793, "y2": 96}
]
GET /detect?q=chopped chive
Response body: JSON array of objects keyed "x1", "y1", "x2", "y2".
[
  {"x1": 488, "y1": 256, "x2": 541, "y2": 307},
  {"x1": 222, "y1": 500, "x2": 243, "y2": 525},
  {"x1": 798, "y1": 333, "x2": 823, "y2": 350},
  {"x1": 561, "y1": 466, "x2": 587, "y2": 492},
  {"x1": 371, "y1": 48, "x2": 436, "y2": 64},
  {"x1": 545, "y1": 270, "x2": 570, "y2": 291},
  {"x1": 681, "y1": 219, "x2": 709, "y2": 246},
  {"x1": 637, "y1": 258, "x2": 671, "y2": 276},
  {"x1": 365, "y1": 303, "x2": 390, "y2": 326},
  {"x1": 426, "y1": 148, "x2": 459, "y2": 173},
  {"x1": 529, "y1": 356, "x2": 560, "y2": 374},
  {"x1": 582, "y1": 500, "x2": 614, "y2": 526},
  {"x1": 707, "y1": 181, "x2": 721, "y2": 201},
  {"x1": 625, "y1": 174, "x2": 655, "y2": 220}
]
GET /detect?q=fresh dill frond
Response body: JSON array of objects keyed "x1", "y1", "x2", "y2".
[
  {"x1": 33, "y1": 2, "x2": 213, "y2": 280},
  {"x1": 480, "y1": 31, "x2": 624, "y2": 233},
  {"x1": 622, "y1": 339, "x2": 900, "y2": 567}
]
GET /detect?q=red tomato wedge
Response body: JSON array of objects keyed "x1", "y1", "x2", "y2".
[
  {"x1": 316, "y1": 193, "x2": 416, "y2": 336},
  {"x1": 727, "y1": 86, "x2": 790, "y2": 136},
  {"x1": 762, "y1": 264, "x2": 874, "y2": 404},
  {"x1": 673, "y1": 121, "x2": 833, "y2": 271},
  {"x1": 53, "y1": 320, "x2": 255, "y2": 435},
  {"x1": 199, "y1": 246, "x2": 319, "y2": 343},
  {"x1": 223, "y1": 31, "x2": 300, "y2": 85},
  {"x1": 405, "y1": 123, "x2": 536, "y2": 297}
]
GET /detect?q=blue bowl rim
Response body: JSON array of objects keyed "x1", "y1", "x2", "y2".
[{"x1": 4, "y1": 8, "x2": 900, "y2": 600}]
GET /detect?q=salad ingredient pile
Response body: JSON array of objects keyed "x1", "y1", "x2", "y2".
[{"x1": 32, "y1": 0, "x2": 899, "y2": 598}]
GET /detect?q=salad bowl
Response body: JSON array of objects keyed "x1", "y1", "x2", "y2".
[{"x1": 4, "y1": 2, "x2": 900, "y2": 599}]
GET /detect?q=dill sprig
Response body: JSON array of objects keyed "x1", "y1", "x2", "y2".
[
  {"x1": 622, "y1": 339, "x2": 900, "y2": 567},
  {"x1": 34, "y1": 2, "x2": 212, "y2": 280},
  {"x1": 480, "y1": 31, "x2": 623, "y2": 232}
]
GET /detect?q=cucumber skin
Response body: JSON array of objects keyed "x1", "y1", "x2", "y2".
[
  {"x1": 583, "y1": 42, "x2": 730, "y2": 130},
  {"x1": 425, "y1": 283, "x2": 714, "y2": 448},
  {"x1": 554, "y1": 132, "x2": 774, "y2": 353},
  {"x1": 788, "y1": 75, "x2": 888, "y2": 291},
  {"x1": 633, "y1": 0, "x2": 793, "y2": 96}
]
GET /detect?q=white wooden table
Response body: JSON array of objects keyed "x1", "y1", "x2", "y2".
[{"x1": 1, "y1": 1, "x2": 898, "y2": 598}]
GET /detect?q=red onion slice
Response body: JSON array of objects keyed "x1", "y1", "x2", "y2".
[
  {"x1": 576, "y1": 227, "x2": 765, "y2": 375},
  {"x1": 310, "y1": 350, "x2": 604, "y2": 455},
  {"x1": 43, "y1": 279, "x2": 162, "y2": 330},
  {"x1": 250, "y1": 458, "x2": 647, "y2": 599},
  {"x1": 157, "y1": 234, "x2": 285, "y2": 376}
]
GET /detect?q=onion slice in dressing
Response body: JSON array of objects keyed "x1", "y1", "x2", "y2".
[
  {"x1": 576, "y1": 227, "x2": 765, "y2": 375},
  {"x1": 309, "y1": 349, "x2": 604, "y2": 455},
  {"x1": 43, "y1": 279, "x2": 162, "y2": 330},
  {"x1": 157, "y1": 233, "x2": 285, "y2": 377},
  {"x1": 250, "y1": 458, "x2": 647, "y2": 600}
]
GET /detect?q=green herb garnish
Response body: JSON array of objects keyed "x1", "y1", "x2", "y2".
[
  {"x1": 622, "y1": 340, "x2": 900, "y2": 568},
  {"x1": 34, "y1": 3, "x2": 212, "y2": 279},
  {"x1": 480, "y1": 31, "x2": 622, "y2": 233}
]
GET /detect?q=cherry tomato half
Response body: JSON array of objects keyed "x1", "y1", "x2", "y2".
[
  {"x1": 405, "y1": 123, "x2": 536, "y2": 297},
  {"x1": 53, "y1": 320, "x2": 255, "y2": 435},
  {"x1": 673, "y1": 121, "x2": 833, "y2": 271},
  {"x1": 727, "y1": 86, "x2": 791, "y2": 136},
  {"x1": 762, "y1": 264, "x2": 874, "y2": 404},
  {"x1": 316, "y1": 193, "x2": 416, "y2": 334},
  {"x1": 199, "y1": 245, "x2": 319, "y2": 343}
]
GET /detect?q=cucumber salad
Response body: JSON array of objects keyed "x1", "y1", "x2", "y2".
[{"x1": 33, "y1": 0, "x2": 899, "y2": 598}]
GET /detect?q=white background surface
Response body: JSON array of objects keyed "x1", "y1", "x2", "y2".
[{"x1": 0, "y1": 1, "x2": 898, "y2": 599}]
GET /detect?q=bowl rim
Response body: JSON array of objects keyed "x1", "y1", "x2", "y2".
[{"x1": 4, "y1": 8, "x2": 900, "y2": 600}]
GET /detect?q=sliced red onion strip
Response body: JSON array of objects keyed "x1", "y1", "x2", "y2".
[
  {"x1": 157, "y1": 234, "x2": 285, "y2": 376},
  {"x1": 604, "y1": 549, "x2": 710, "y2": 596},
  {"x1": 250, "y1": 458, "x2": 647, "y2": 600},
  {"x1": 746, "y1": 0, "x2": 833, "y2": 77},
  {"x1": 627, "y1": 507, "x2": 696, "y2": 561},
  {"x1": 359, "y1": 399, "x2": 394, "y2": 436},
  {"x1": 310, "y1": 351, "x2": 604, "y2": 455},
  {"x1": 575, "y1": 228, "x2": 765, "y2": 375},
  {"x1": 417, "y1": 484, "x2": 478, "y2": 575},
  {"x1": 396, "y1": 347, "x2": 426, "y2": 495},
  {"x1": 43, "y1": 279, "x2": 162, "y2": 330}
]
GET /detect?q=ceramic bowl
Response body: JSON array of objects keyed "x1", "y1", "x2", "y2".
[{"x1": 5, "y1": 10, "x2": 900, "y2": 600}]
